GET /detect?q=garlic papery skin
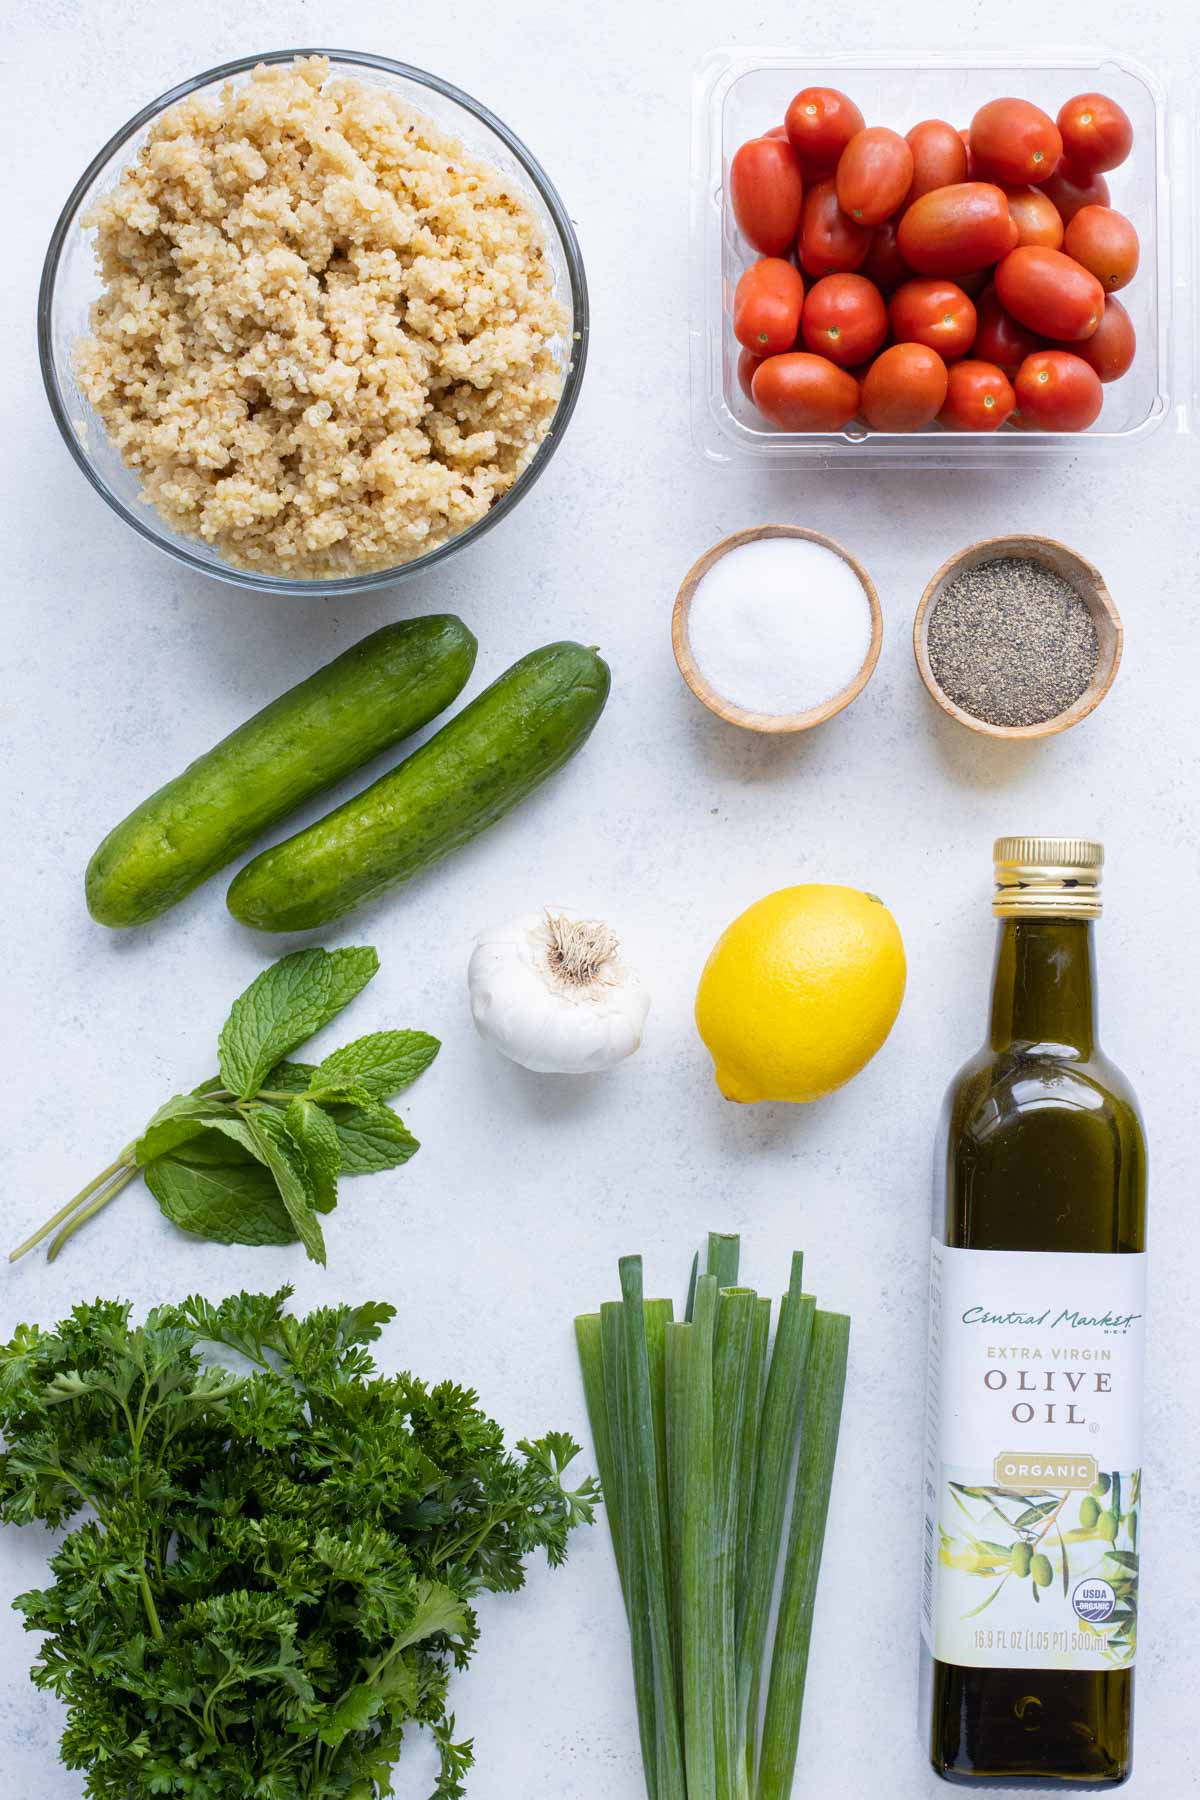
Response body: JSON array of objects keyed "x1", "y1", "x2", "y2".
[{"x1": 468, "y1": 909, "x2": 650, "y2": 1074}]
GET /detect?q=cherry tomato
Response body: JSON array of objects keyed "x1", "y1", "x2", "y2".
[
  {"x1": 785, "y1": 87, "x2": 865, "y2": 175},
  {"x1": 1064, "y1": 295, "x2": 1135, "y2": 382},
  {"x1": 939, "y1": 360, "x2": 1017, "y2": 430},
  {"x1": 1042, "y1": 160, "x2": 1111, "y2": 224},
  {"x1": 970, "y1": 98, "x2": 1063, "y2": 186},
  {"x1": 751, "y1": 352, "x2": 861, "y2": 431},
  {"x1": 906, "y1": 120, "x2": 968, "y2": 202},
  {"x1": 799, "y1": 177, "x2": 872, "y2": 277},
  {"x1": 737, "y1": 347, "x2": 765, "y2": 401},
  {"x1": 764, "y1": 125, "x2": 788, "y2": 139},
  {"x1": 1004, "y1": 185, "x2": 1064, "y2": 249},
  {"x1": 972, "y1": 284, "x2": 1046, "y2": 377},
  {"x1": 888, "y1": 278, "x2": 977, "y2": 362},
  {"x1": 1063, "y1": 205, "x2": 1140, "y2": 293},
  {"x1": 897, "y1": 183, "x2": 1015, "y2": 278},
  {"x1": 1014, "y1": 349, "x2": 1103, "y2": 430},
  {"x1": 836, "y1": 127, "x2": 914, "y2": 226},
  {"x1": 861, "y1": 343, "x2": 948, "y2": 431},
  {"x1": 995, "y1": 246, "x2": 1105, "y2": 340},
  {"x1": 801, "y1": 273, "x2": 887, "y2": 366},
  {"x1": 1057, "y1": 93, "x2": 1133, "y2": 175},
  {"x1": 955, "y1": 267, "x2": 992, "y2": 299},
  {"x1": 730, "y1": 136, "x2": 805, "y2": 255},
  {"x1": 733, "y1": 258, "x2": 807, "y2": 355},
  {"x1": 958, "y1": 128, "x2": 978, "y2": 179},
  {"x1": 861, "y1": 218, "x2": 913, "y2": 293}
]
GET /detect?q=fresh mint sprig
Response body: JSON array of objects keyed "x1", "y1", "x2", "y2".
[{"x1": 10, "y1": 948, "x2": 439, "y2": 1265}]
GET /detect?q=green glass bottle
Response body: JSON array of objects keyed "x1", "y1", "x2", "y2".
[{"x1": 924, "y1": 838, "x2": 1147, "y2": 1788}]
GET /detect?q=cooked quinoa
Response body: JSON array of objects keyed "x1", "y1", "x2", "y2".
[{"x1": 74, "y1": 57, "x2": 568, "y2": 578}]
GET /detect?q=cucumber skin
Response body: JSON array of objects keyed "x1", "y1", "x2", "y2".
[
  {"x1": 86, "y1": 616, "x2": 477, "y2": 928},
  {"x1": 227, "y1": 641, "x2": 611, "y2": 932}
]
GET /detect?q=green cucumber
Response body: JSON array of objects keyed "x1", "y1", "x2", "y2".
[
  {"x1": 227, "y1": 641, "x2": 611, "y2": 932},
  {"x1": 86, "y1": 616, "x2": 477, "y2": 928}
]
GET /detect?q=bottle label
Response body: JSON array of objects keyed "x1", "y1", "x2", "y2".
[{"x1": 922, "y1": 1238, "x2": 1145, "y2": 1672}]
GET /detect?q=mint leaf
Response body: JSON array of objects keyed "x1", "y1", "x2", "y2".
[
  {"x1": 328, "y1": 1101, "x2": 420, "y2": 1175},
  {"x1": 144, "y1": 1139, "x2": 295, "y2": 1245},
  {"x1": 311, "y1": 1030, "x2": 441, "y2": 1101},
  {"x1": 247, "y1": 1111, "x2": 327, "y2": 1266},
  {"x1": 218, "y1": 948, "x2": 379, "y2": 1100},
  {"x1": 285, "y1": 1099, "x2": 341, "y2": 1215},
  {"x1": 261, "y1": 1060, "x2": 317, "y2": 1094},
  {"x1": 136, "y1": 1098, "x2": 264, "y2": 1167}
]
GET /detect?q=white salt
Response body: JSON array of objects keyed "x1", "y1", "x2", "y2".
[{"x1": 687, "y1": 536, "x2": 872, "y2": 717}]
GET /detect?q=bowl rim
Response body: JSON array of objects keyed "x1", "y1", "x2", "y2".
[
  {"x1": 37, "y1": 46, "x2": 590, "y2": 597},
  {"x1": 672, "y1": 524, "x2": 884, "y2": 734},
  {"x1": 912, "y1": 533, "x2": 1124, "y2": 740}
]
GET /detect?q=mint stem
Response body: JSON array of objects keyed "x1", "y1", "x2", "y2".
[
  {"x1": 9, "y1": 1145, "x2": 136, "y2": 1263},
  {"x1": 47, "y1": 1165, "x2": 141, "y2": 1262}
]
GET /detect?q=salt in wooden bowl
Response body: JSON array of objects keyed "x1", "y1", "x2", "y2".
[{"x1": 672, "y1": 525, "x2": 883, "y2": 735}]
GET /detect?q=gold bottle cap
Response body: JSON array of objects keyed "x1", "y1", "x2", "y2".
[{"x1": 993, "y1": 836, "x2": 1103, "y2": 919}]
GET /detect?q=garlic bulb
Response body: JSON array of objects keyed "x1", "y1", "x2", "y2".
[{"x1": 468, "y1": 908, "x2": 650, "y2": 1074}]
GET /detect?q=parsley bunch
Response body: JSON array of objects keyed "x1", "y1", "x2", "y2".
[
  {"x1": 0, "y1": 1289, "x2": 598, "y2": 1798},
  {"x1": 11, "y1": 947, "x2": 439, "y2": 1266}
]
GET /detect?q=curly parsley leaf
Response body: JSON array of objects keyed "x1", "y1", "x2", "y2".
[{"x1": 0, "y1": 1293, "x2": 595, "y2": 1799}]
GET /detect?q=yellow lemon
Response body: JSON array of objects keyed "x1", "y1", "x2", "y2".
[{"x1": 695, "y1": 884, "x2": 906, "y2": 1104}]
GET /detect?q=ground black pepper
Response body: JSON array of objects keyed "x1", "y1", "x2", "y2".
[{"x1": 926, "y1": 557, "x2": 1099, "y2": 729}]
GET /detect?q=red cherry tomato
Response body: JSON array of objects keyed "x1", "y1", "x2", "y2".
[
  {"x1": 1015, "y1": 349, "x2": 1103, "y2": 430},
  {"x1": 939, "y1": 360, "x2": 1017, "y2": 430},
  {"x1": 733, "y1": 258, "x2": 807, "y2": 355},
  {"x1": 785, "y1": 87, "x2": 865, "y2": 175},
  {"x1": 861, "y1": 218, "x2": 913, "y2": 293},
  {"x1": 906, "y1": 120, "x2": 968, "y2": 202},
  {"x1": 751, "y1": 352, "x2": 861, "y2": 431},
  {"x1": 955, "y1": 267, "x2": 992, "y2": 299},
  {"x1": 1004, "y1": 186, "x2": 1064, "y2": 249},
  {"x1": 1042, "y1": 161, "x2": 1111, "y2": 224},
  {"x1": 730, "y1": 136, "x2": 805, "y2": 255},
  {"x1": 1063, "y1": 205, "x2": 1140, "y2": 293},
  {"x1": 1065, "y1": 295, "x2": 1135, "y2": 382},
  {"x1": 995, "y1": 246, "x2": 1105, "y2": 340},
  {"x1": 764, "y1": 124, "x2": 788, "y2": 139},
  {"x1": 897, "y1": 183, "x2": 1015, "y2": 277},
  {"x1": 799, "y1": 177, "x2": 872, "y2": 277},
  {"x1": 861, "y1": 342, "x2": 948, "y2": 431},
  {"x1": 970, "y1": 98, "x2": 1063, "y2": 186},
  {"x1": 973, "y1": 284, "x2": 1046, "y2": 377},
  {"x1": 836, "y1": 127, "x2": 915, "y2": 226},
  {"x1": 737, "y1": 347, "x2": 765, "y2": 401},
  {"x1": 801, "y1": 273, "x2": 888, "y2": 366},
  {"x1": 888, "y1": 279, "x2": 978, "y2": 362},
  {"x1": 1057, "y1": 93, "x2": 1133, "y2": 175}
]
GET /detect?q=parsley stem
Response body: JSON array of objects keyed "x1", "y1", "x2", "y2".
[
  {"x1": 47, "y1": 1166, "x2": 140, "y2": 1262},
  {"x1": 139, "y1": 1570, "x2": 164, "y2": 1642},
  {"x1": 9, "y1": 1145, "x2": 136, "y2": 1262}
]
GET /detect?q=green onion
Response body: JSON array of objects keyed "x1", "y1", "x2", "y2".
[
  {"x1": 577, "y1": 1238, "x2": 848, "y2": 1800},
  {"x1": 619, "y1": 1257, "x2": 687, "y2": 1798},
  {"x1": 756, "y1": 1309, "x2": 850, "y2": 1800}
]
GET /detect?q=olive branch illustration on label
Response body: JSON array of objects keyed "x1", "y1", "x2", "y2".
[{"x1": 938, "y1": 1468, "x2": 1139, "y2": 1664}]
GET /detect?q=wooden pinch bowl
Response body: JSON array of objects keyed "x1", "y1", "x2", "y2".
[
  {"x1": 672, "y1": 525, "x2": 883, "y2": 734},
  {"x1": 914, "y1": 535, "x2": 1122, "y2": 742}
]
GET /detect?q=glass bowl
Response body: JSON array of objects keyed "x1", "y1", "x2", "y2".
[{"x1": 38, "y1": 48, "x2": 589, "y2": 595}]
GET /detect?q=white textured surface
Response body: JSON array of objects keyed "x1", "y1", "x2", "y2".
[{"x1": 2, "y1": 4, "x2": 1199, "y2": 1797}]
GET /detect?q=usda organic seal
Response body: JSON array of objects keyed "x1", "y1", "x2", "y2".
[{"x1": 1072, "y1": 1578, "x2": 1117, "y2": 1624}]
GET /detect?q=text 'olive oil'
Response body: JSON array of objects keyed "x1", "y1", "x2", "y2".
[{"x1": 924, "y1": 839, "x2": 1147, "y2": 1788}]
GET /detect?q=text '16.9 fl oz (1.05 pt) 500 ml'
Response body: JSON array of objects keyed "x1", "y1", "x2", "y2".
[{"x1": 923, "y1": 838, "x2": 1146, "y2": 1788}]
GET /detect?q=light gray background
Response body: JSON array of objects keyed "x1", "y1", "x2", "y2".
[{"x1": 3, "y1": 3, "x2": 1198, "y2": 1795}]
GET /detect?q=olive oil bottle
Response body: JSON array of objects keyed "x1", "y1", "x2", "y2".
[{"x1": 923, "y1": 839, "x2": 1147, "y2": 1787}]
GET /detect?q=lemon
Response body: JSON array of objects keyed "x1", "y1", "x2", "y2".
[{"x1": 695, "y1": 884, "x2": 906, "y2": 1104}]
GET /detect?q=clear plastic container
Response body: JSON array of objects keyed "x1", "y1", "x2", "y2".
[{"x1": 691, "y1": 48, "x2": 1189, "y2": 467}]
